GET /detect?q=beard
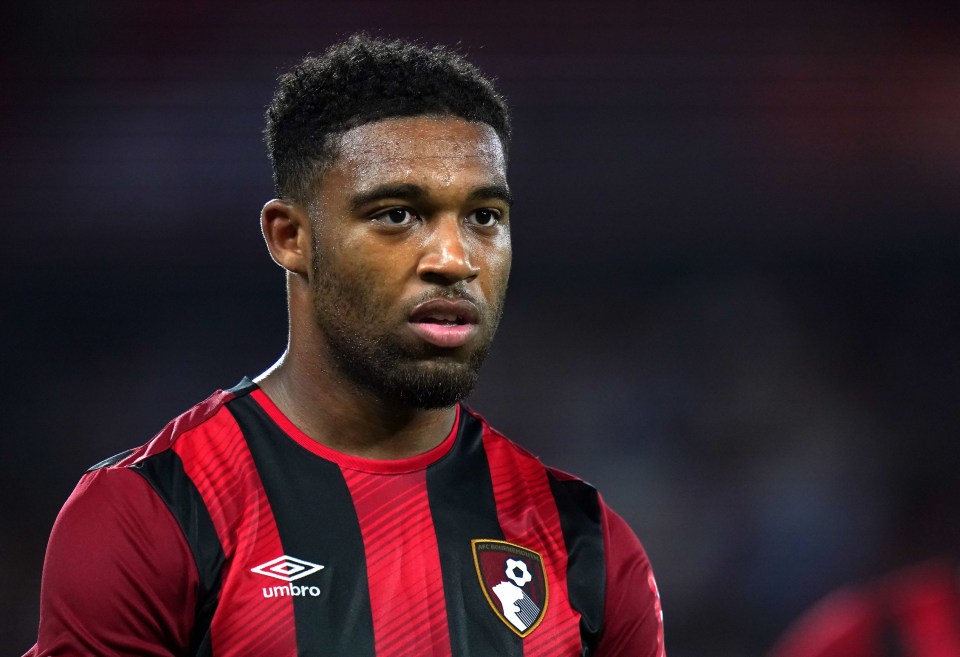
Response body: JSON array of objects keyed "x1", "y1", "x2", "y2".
[{"x1": 310, "y1": 246, "x2": 505, "y2": 409}]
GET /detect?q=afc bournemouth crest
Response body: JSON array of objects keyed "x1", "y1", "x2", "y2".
[{"x1": 471, "y1": 539, "x2": 548, "y2": 637}]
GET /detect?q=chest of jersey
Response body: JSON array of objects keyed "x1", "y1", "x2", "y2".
[{"x1": 165, "y1": 392, "x2": 594, "y2": 657}]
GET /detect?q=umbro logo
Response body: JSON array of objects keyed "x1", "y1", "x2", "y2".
[
  {"x1": 251, "y1": 555, "x2": 324, "y2": 582},
  {"x1": 251, "y1": 555, "x2": 324, "y2": 599}
]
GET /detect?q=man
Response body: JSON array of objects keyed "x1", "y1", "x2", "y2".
[{"x1": 25, "y1": 34, "x2": 665, "y2": 656}]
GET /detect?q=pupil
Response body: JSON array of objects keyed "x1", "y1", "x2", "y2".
[{"x1": 388, "y1": 209, "x2": 407, "y2": 223}]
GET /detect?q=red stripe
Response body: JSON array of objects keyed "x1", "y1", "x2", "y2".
[
  {"x1": 483, "y1": 427, "x2": 582, "y2": 656},
  {"x1": 342, "y1": 468, "x2": 452, "y2": 657},
  {"x1": 173, "y1": 405, "x2": 298, "y2": 657}
]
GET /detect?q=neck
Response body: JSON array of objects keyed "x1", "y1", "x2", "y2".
[{"x1": 255, "y1": 350, "x2": 457, "y2": 461}]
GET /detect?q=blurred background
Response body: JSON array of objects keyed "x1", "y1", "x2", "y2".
[{"x1": 2, "y1": 1, "x2": 958, "y2": 655}]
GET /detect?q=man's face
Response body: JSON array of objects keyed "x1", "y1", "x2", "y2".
[{"x1": 307, "y1": 116, "x2": 512, "y2": 408}]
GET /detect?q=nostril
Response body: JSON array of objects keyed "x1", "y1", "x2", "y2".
[{"x1": 419, "y1": 270, "x2": 476, "y2": 286}]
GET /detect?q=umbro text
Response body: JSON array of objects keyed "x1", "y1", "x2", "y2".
[{"x1": 262, "y1": 584, "x2": 321, "y2": 598}]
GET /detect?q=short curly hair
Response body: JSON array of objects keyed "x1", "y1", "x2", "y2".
[{"x1": 265, "y1": 34, "x2": 511, "y2": 203}]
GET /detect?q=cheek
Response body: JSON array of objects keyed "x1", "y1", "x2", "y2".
[
  {"x1": 480, "y1": 243, "x2": 512, "y2": 295},
  {"x1": 315, "y1": 245, "x2": 388, "y2": 312},
  {"x1": 489, "y1": 237, "x2": 513, "y2": 276},
  {"x1": 357, "y1": 255, "x2": 416, "y2": 312}
]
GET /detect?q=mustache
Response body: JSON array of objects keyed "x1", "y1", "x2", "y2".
[{"x1": 409, "y1": 285, "x2": 482, "y2": 309}]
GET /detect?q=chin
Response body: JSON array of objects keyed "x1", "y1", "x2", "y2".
[
  {"x1": 324, "y1": 327, "x2": 491, "y2": 408},
  {"x1": 379, "y1": 359, "x2": 480, "y2": 409}
]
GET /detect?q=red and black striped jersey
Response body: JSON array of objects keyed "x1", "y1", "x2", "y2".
[{"x1": 25, "y1": 379, "x2": 665, "y2": 657}]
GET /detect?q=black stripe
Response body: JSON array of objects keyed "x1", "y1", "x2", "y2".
[
  {"x1": 227, "y1": 395, "x2": 375, "y2": 657},
  {"x1": 427, "y1": 409, "x2": 523, "y2": 657},
  {"x1": 548, "y1": 472, "x2": 605, "y2": 655},
  {"x1": 131, "y1": 450, "x2": 224, "y2": 657}
]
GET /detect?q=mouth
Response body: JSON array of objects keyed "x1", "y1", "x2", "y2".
[{"x1": 408, "y1": 298, "x2": 480, "y2": 349}]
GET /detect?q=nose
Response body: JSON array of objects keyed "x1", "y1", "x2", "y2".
[{"x1": 416, "y1": 216, "x2": 480, "y2": 285}]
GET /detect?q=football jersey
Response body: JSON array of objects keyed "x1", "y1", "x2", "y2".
[{"x1": 25, "y1": 379, "x2": 664, "y2": 656}]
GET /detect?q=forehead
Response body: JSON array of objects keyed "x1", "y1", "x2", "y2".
[{"x1": 326, "y1": 116, "x2": 507, "y2": 193}]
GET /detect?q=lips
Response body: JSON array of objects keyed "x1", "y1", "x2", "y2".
[{"x1": 408, "y1": 298, "x2": 480, "y2": 348}]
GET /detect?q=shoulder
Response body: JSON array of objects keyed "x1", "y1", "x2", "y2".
[
  {"x1": 466, "y1": 407, "x2": 613, "y2": 520},
  {"x1": 464, "y1": 406, "x2": 597, "y2": 485},
  {"x1": 72, "y1": 382, "x2": 250, "y2": 563},
  {"x1": 36, "y1": 461, "x2": 199, "y2": 654},
  {"x1": 49, "y1": 382, "x2": 245, "y2": 599},
  {"x1": 30, "y1": 385, "x2": 246, "y2": 656},
  {"x1": 92, "y1": 384, "x2": 244, "y2": 470},
  {"x1": 50, "y1": 381, "x2": 242, "y2": 574},
  {"x1": 49, "y1": 464, "x2": 191, "y2": 576}
]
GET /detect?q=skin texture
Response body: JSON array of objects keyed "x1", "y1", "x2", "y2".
[{"x1": 256, "y1": 116, "x2": 512, "y2": 459}]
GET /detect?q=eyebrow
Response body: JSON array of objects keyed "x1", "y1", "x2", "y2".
[
  {"x1": 349, "y1": 182, "x2": 513, "y2": 211},
  {"x1": 349, "y1": 183, "x2": 426, "y2": 211},
  {"x1": 468, "y1": 184, "x2": 514, "y2": 207}
]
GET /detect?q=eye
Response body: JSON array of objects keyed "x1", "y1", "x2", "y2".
[
  {"x1": 373, "y1": 207, "x2": 418, "y2": 226},
  {"x1": 467, "y1": 208, "x2": 502, "y2": 227}
]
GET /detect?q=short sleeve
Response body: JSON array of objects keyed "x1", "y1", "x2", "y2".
[
  {"x1": 594, "y1": 503, "x2": 665, "y2": 657},
  {"x1": 26, "y1": 465, "x2": 198, "y2": 657}
]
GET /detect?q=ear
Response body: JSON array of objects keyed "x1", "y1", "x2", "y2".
[{"x1": 261, "y1": 199, "x2": 311, "y2": 276}]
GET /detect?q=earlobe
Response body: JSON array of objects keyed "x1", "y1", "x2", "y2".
[{"x1": 261, "y1": 199, "x2": 310, "y2": 275}]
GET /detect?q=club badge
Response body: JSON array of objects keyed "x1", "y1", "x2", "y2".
[{"x1": 471, "y1": 539, "x2": 548, "y2": 637}]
